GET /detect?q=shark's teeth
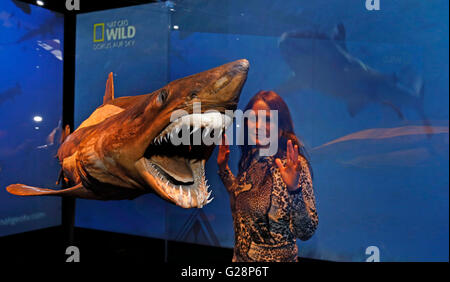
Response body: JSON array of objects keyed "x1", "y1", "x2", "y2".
[
  {"x1": 187, "y1": 189, "x2": 192, "y2": 207},
  {"x1": 203, "y1": 127, "x2": 210, "y2": 138},
  {"x1": 196, "y1": 189, "x2": 203, "y2": 206},
  {"x1": 151, "y1": 113, "x2": 232, "y2": 145},
  {"x1": 191, "y1": 126, "x2": 200, "y2": 134},
  {"x1": 192, "y1": 190, "x2": 198, "y2": 207},
  {"x1": 145, "y1": 157, "x2": 212, "y2": 208},
  {"x1": 207, "y1": 190, "x2": 212, "y2": 200},
  {"x1": 178, "y1": 186, "x2": 183, "y2": 202}
]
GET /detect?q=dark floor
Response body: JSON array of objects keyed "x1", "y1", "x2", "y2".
[{"x1": 0, "y1": 226, "x2": 323, "y2": 263}]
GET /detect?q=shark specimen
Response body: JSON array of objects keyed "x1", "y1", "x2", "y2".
[
  {"x1": 277, "y1": 23, "x2": 431, "y2": 131},
  {"x1": 6, "y1": 59, "x2": 249, "y2": 208}
]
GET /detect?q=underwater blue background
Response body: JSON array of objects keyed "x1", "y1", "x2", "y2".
[
  {"x1": 74, "y1": 0, "x2": 448, "y2": 261},
  {"x1": 0, "y1": 1, "x2": 64, "y2": 236}
]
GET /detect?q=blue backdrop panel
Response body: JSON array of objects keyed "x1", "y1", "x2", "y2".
[{"x1": 0, "y1": 0, "x2": 64, "y2": 237}]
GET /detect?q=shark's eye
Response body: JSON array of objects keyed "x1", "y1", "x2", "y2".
[
  {"x1": 158, "y1": 89, "x2": 168, "y2": 104},
  {"x1": 189, "y1": 90, "x2": 199, "y2": 99}
]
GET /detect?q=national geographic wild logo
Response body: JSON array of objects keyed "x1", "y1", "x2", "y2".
[{"x1": 92, "y1": 19, "x2": 136, "y2": 50}]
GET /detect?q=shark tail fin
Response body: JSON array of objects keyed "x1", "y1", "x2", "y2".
[
  {"x1": 6, "y1": 183, "x2": 99, "y2": 199},
  {"x1": 103, "y1": 72, "x2": 115, "y2": 104}
]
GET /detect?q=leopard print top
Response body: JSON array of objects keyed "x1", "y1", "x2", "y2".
[{"x1": 218, "y1": 154, "x2": 318, "y2": 262}]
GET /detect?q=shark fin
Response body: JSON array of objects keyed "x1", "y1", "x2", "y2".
[
  {"x1": 332, "y1": 23, "x2": 347, "y2": 51},
  {"x1": 103, "y1": 72, "x2": 115, "y2": 104},
  {"x1": 6, "y1": 183, "x2": 99, "y2": 199}
]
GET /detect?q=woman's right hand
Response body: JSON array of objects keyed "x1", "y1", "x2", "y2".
[{"x1": 217, "y1": 133, "x2": 230, "y2": 171}]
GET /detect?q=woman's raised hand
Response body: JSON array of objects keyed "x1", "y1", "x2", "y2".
[
  {"x1": 275, "y1": 140, "x2": 302, "y2": 191},
  {"x1": 217, "y1": 133, "x2": 230, "y2": 171}
]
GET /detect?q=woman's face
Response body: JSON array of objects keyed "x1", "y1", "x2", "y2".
[{"x1": 247, "y1": 100, "x2": 279, "y2": 148}]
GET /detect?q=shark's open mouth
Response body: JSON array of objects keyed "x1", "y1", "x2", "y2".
[{"x1": 137, "y1": 112, "x2": 232, "y2": 208}]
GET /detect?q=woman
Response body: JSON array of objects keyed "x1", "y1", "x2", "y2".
[{"x1": 217, "y1": 90, "x2": 318, "y2": 262}]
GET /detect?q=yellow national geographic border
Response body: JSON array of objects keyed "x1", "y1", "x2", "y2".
[{"x1": 93, "y1": 23, "x2": 105, "y2": 42}]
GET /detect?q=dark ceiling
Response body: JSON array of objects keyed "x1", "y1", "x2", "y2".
[{"x1": 15, "y1": 0, "x2": 161, "y2": 14}]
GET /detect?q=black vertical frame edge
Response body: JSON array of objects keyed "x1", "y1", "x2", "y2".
[{"x1": 61, "y1": 12, "x2": 76, "y2": 246}]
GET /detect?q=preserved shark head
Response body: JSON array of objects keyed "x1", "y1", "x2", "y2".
[{"x1": 132, "y1": 59, "x2": 249, "y2": 207}]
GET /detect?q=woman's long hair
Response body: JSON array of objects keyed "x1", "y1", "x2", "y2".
[{"x1": 238, "y1": 90, "x2": 312, "y2": 177}]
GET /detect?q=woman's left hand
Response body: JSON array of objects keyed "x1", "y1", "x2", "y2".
[{"x1": 275, "y1": 140, "x2": 301, "y2": 192}]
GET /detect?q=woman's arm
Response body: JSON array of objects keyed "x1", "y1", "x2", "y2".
[
  {"x1": 289, "y1": 157, "x2": 318, "y2": 241},
  {"x1": 217, "y1": 165, "x2": 237, "y2": 193},
  {"x1": 275, "y1": 140, "x2": 318, "y2": 241}
]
